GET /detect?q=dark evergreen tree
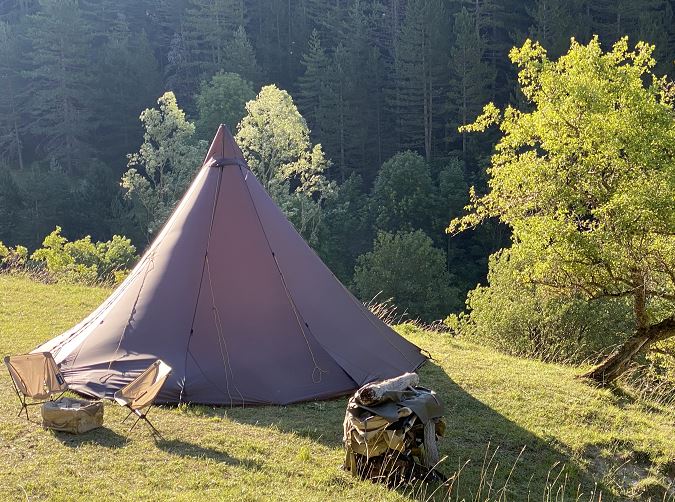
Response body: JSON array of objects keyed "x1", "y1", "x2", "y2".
[
  {"x1": 222, "y1": 26, "x2": 262, "y2": 85},
  {"x1": 94, "y1": 21, "x2": 162, "y2": 168},
  {"x1": 448, "y1": 7, "x2": 494, "y2": 159},
  {"x1": 527, "y1": 0, "x2": 580, "y2": 57},
  {"x1": 183, "y1": 0, "x2": 245, "y2": 74},
  {"x1": 297, "y1": 29, "x2": 330, "y2": 143},
  {"x1": 0, "y1": 21, "x2": 26, "y2": 168},
  {"x1": 26, "y1": 0, "x2": 94, "y2": 172},
  {"x1": 390, "y1": 0, "x2": 450, "y2": 161}
]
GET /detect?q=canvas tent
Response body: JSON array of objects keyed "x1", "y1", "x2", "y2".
[{"x1": 35, "y1": 126, "x2": 426, "y2": 405}]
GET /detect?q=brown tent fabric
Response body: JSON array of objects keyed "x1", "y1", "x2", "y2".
[{"x1": 34, "y1": 126, "x2": 426, "y2": 405}]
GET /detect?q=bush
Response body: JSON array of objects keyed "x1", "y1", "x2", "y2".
[
  {"x1": 0, "y1": 242, "x2": 28, "y2": 269},
  {"x1": 353, "y1": 230, "x2": 460, "y2": 322},
  {"x1": 456, "y1": 249, "x2": 634, "y2": 363},
  {"x1": 30, "y1": 227, "x2": 137, "y2": 284}
]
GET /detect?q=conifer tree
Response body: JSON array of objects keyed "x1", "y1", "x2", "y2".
[
  {"x1": 26, "y1": 0, "x2": 94, "y2": 171},
  {"x1": 297, "y1": 29, "x2": 330, "y2": 142},
  {"x1": 391, "y1": 0, "x2": 450, "y2": 161},
  {"x1": 448, "y1": 7, "x2": 494, "y2": 157},
  {"x1": 322, "y1": 43, "x2": 350, "y2": 180},
  {"x1": 0, "y1": 21, "x2": 26, "y2": 168},
  {"x1": 527, "y1": 0, "x2": 579, "y2": 56},
  {"x1": 222, "y1": 26, "x2": 261, "y2": 85},
  {"x1": 182, "y1": 0, "x2": 246, "y2": 82},
  {"x1": 94, "y1": 19, "x2": 162, "y2": 166}
]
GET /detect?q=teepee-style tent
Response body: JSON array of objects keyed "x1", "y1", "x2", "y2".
[{"x1": 35, "y1": 126, "x2": 426, "y2": 405}]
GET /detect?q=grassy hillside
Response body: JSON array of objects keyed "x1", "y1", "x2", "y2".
[{"x1": 0, "y1": 274, "x2": 673, "y2": 501}]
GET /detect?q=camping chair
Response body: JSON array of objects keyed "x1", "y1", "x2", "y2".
[
  {"x1": 4, "y1": 352, "x2": 68, "y2": 420},
  {"x1": 113, "y1": 360, "x2": 171, "y2": 439}
]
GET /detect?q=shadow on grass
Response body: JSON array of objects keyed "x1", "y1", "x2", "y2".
[
  {"x1": 156, "y1": 438, "x2": 261, "y2": 469},
  {"x1": 51, "y1": 426, "x2": 128, "y2": 448},
  {"x1": 215, "y1": 361, "x2": 608, "y2": 500}
]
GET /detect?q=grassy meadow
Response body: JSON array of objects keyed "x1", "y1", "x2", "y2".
[{"x1": 0, "y1": 274, "x2": 673, "y2": 501}]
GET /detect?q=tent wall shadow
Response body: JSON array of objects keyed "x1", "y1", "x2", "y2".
[{"x1": 218, "y1": 361, "x2": 608, "y2": 500}]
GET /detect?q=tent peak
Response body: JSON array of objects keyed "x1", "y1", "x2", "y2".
[{"x1": 203, "y1": 125, "x2": 244, "y2": 165}]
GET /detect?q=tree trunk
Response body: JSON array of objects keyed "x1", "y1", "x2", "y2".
[{"x1": 580, "y1": 316, "x2": 675, "y2": 385}]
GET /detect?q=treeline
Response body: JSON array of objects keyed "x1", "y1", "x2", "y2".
[{"x1": 1, "y1": 0, "x2": 674, "y2": 317}]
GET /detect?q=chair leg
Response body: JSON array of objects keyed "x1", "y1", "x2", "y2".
[
  {"x1": 121, "y1": 409, "x2": 134, "y2": 424},
  {"x1": 125, "y1": 406, "x2": 163, "y2": 439},
  {"x1": 142, "y1": 416, "x2": 163, "y2": 440},
  {"x1": 129, "y1": 413, "x2": 143, "y2": 432}
]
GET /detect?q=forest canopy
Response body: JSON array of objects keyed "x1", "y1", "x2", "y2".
[{"x1": 0, "y1": 1, "x2": 674, "y2": 378}]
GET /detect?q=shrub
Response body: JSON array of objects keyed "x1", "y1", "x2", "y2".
[
  {"x1": 353, "y1": 230, "x2": 460, "y2": 322},
  {"x1": 457, "y1": 249, "x2": 634, "y2": 363},
  {"x1": 30, "y1": 227, "x2": 137, "y2": 284},
  {"x1": 0, "y1": 243, "x2": 28, "y2": 269}
]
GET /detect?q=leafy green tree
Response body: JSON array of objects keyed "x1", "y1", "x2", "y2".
[
  {"x1": 31, "y1": 226, "x2": 137, "y2": 284},
  {"x1": 354, "y1": 230, "x2": 459, "y2": 321},
  {"x1": 194, "y1": 71, "x2": 255, "y2": 141},
  {"x1": 26, "y1": 0, "x2": 94, "y2": 171},
  {"x1": 371, "y1": 151, "x2": 438, "y2": 238},
  {"x1": 449, "y1": 37, "x2": 675, "y2": 384},
  {"x1": 121, "y1": 92, "x2": 204, "y2": 238},
  {"x1": 235, "y1": 85, "x2": 334, "y2": 243}
]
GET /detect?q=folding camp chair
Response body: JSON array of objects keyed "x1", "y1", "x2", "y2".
[
  {"x1": 113, "y1": 360, "x2": 171, "y2": 439},
  {"x1": 4, "y1": 352, "x2": 68, "y2": 420}
]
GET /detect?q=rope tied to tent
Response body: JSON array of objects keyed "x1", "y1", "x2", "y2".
[
  {"x1": 240, "y1": 167, "x2": 329, "y2": 385},
  {"x1": 205, "y1": 254, "x2": 245, "y2": 406}
]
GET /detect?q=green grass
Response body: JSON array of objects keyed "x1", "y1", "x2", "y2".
[{"x1": 0, "y1": 274, "x2": 673, "y2": 501}]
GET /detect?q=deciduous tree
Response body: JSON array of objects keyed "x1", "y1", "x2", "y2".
[
  {"x1": 449, "y1": 37, "x2": 675, "y2": 384},
  {"x1": 235, "y1": 85, "x2": 334, "y2": 243},
  {"x1": 121, "y1": 92, "x2": 203, "y2": 238}
]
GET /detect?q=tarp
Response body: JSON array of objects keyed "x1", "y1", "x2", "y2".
[{"x1": 34, "y1": 126, "x2": 426, "y2": 405}]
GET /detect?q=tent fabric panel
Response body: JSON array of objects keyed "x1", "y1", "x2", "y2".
[
  {"x1": 34, "y1": 166, "x2": 220, "y2": 399},
  {"x1": 31, "y1": 125, "x2": 428, "y2": 405},
  {"x1": 242, "y1": 171, "x2": 426, "y2": 385},
  {"x1": 184, "y1": 166, "x2": 356, "y2": 405}
]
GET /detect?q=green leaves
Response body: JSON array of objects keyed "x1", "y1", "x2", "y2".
[
  {"x1": 121, "y1": 92, "x2": 203, "y2": 237},
  {"x1": 235, "y1": 85, "x2": 334, "y2": 244},
  {"x1": 194, "y1": 72, "x2": 255, "y2": 140},
  {"x1": 451, "y1": 36, "x2": 675, "y2": 326},
  {"x1": 353, "y1": 230, "x2": 460, "y2": 322},
  {"x1": 30, "y1": 226, "x2": 137, "y2": 284}
]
